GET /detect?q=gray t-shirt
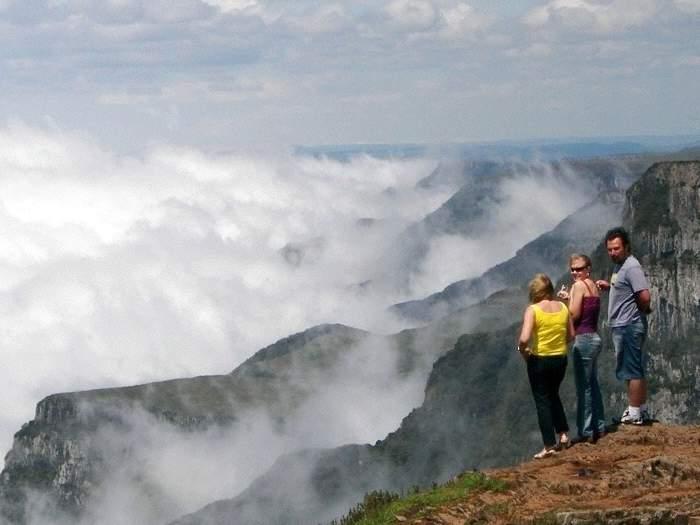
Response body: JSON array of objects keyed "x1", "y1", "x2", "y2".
[{"x1": 608, "y1": 254, "x2": 649, "y2": 327}]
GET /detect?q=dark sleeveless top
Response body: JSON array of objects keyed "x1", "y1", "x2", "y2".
[{"x1": 574, "y1": 280, "x2": 600, "y2": 335}]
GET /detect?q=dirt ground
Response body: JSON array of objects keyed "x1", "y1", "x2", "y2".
[{"x1": 410, "y1": 424, "x2": 700, "y2": 524}]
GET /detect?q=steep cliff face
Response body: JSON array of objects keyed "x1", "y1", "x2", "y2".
[
  {"x1": 0, "y1": 425, "x2": 96, "y2": 522},
  {"x1": 626, "y1": 162, "x2": 700, "y2": 424},
  {"x1": 626, "y1": 162, "x2": 700, "y2": 341}
]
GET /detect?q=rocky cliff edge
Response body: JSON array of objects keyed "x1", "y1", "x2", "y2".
[{"x1": 340, "y1": 424, "x2": 700, "y2": 525}]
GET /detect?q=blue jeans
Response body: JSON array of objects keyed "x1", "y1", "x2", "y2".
[
  {"x1": 612, "y1": 318, "x2": 647, "y2": 380},
  {"x1": 572, "y1": 333, "x2": 606, "y2": 438}
]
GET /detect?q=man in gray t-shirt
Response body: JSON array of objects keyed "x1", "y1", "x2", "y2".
[{"x1": 596, "y1": 227, "x2": 652, "y2": 426}]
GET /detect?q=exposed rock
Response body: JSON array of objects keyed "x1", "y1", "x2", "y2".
[
  {"x1": 624, "y1": 162, "x2": 700, "y2": 424},
  {"x1": 627, "y1": 161, "x2": 700, "y2": 341},
  {"x1": 439, "y1": 425, "x2": 700, "y2": 525}
]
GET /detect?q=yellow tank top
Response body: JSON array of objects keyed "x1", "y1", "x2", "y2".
[{"x1": 531, "y1": 303, "x2": 569, "y2": 357}]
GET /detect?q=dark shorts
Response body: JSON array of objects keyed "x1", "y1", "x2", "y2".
[{"x1": 612, "y1": 319, "x2": 647, "y2": 381}]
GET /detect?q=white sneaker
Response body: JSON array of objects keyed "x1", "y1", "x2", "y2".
[{"x1": 620, "y1": 408, "x2": 643, "y2": 425}]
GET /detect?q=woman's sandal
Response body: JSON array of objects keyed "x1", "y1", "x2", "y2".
[
  {"x1": 558, "y1": 433, "x2": 571, "y2": 449},
  {"x1": 533, "y1": 448, "x2": 557, "y2": 459}
]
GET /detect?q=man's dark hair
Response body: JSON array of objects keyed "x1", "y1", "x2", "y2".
[{"x1": 605, "y1": 226, "x2": 631, "y2": 248}]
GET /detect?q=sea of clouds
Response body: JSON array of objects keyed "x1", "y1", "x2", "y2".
[
  {"x1": 0, "y1": 122, "x2": 591, "y2": 523},
  {"x1": 0, "y1": 122, "x2": 446, "y2": 453}
]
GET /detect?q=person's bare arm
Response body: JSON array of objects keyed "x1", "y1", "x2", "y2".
[
  {"x1": 568, "y1": 281, "x2": 585, "y2": 322},
  {"x1": 635, "y1": 289, "x2": 652, "y2": 314},
  {"x1": 595, "y1": 279, "x2": 610, "y2": 291},
  {"x1": 518, "y1": 306, "x2": 534, "y2": 351},
  {"x1": 567, "y1": 311, "x2": 575, "y2": 343}
]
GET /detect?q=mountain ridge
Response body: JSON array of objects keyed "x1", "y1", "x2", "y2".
[
  {"x1": 1, "y1": 160, "x2": 698, "y2": 525},
  {"x1": 390, "y1": 190, "x2": 624, "y2": 322},
  {"x1": 166, "y1": 160, "x2": 700, "y2": 525}
]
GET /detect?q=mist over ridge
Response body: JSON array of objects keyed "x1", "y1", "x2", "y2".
[
  {"x1": 168, "y1": 159, "x2": 700, "y2": 525},
  {"x1": 0, "y1": 123, "x2": 612, "y2": 468},
  {"x1": 0, "y1": 123, "x2": 441, "y2": 460}
]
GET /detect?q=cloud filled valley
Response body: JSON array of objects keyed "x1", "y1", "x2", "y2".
[{"x1": 0, "y1": 123, "x2": 617, "y2": 523}]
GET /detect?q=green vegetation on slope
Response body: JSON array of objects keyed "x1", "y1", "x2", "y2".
[{"x1": 329, "y1": 472, "x2": 508, "y2": 525}]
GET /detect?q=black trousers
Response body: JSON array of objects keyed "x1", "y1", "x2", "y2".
[{"x1": 527, "y1": 354, "x2": 569, "y2": 447}]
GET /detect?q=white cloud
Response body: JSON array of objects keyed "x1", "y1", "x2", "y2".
[
  {"x1": 674, "y1": 0, "x2": 700, "y2": 12},
  {"x1": 0, "y1": 123, "x2": 453, "y2": 464},
  {"x1": 202, "y1": 0, "x2": 259, "y2": 13},
  {"x1": 439, "y1": 3, "x2": 489, "y2": 38},
  {"x1": 523, "y1": 0, "x2": 660, "y2": 33},
  {"x1": 0, "y1": 0, "x2": 696, "y2": 151},
  {"x1": 384, "y1": 0, "x2": 488, "y2": 38},
  {"x1": 386, "y1": 0, "x2": 439, "y2": 30},
  {"x1": 284, "y1": 4, "x2": 351, "y2": 34},
  {"x1": 409, "y1": 164, "x2": 591, "y2": 296},
  {"x1": 0, "y1": 125, "x2": 451, "y2": 518}
]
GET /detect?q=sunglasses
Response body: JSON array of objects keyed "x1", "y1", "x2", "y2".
[{"x1": 570, "y1": 266, "x2": 588, "y2": 272}]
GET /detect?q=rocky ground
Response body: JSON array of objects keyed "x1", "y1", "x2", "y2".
[{"x1": 400, "y1": 424, "x2": 700, "y2": 524}]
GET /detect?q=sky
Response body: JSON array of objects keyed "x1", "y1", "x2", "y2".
[{"x1": 0, "y1": 0, "x2": 698, "y2": 153}]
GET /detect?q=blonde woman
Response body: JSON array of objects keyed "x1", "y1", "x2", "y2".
[
  {"x1": 518, "y1": 273, "x2": 574, "y2": 458},
  {"x1": 566, "y1": 254, "x2": 605, "y2": 441}
]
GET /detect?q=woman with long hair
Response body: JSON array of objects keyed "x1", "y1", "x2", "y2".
[
  {"x1": 563, "y1": 253, "x2": 605, "y2": 441},
  {"x1": 518, "y1": 273, "x2": 574, "y2": 458}
]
